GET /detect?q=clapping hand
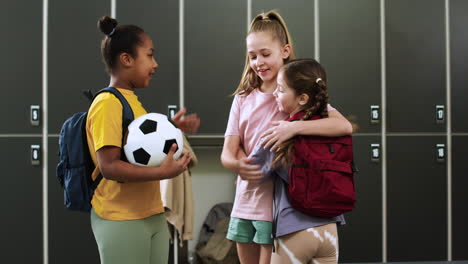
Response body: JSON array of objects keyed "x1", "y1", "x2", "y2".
[{"x1": 172, "y1": 107, "x2": 200, "y2": 134}]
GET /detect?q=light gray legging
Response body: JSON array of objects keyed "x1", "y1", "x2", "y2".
[{"x1": 91, "y1": 209, "x2": 169, "y2": 264}]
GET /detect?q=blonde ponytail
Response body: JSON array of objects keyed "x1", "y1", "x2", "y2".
[{"x1": 233, "y1": 10, "x2": 296, "y2": 96}]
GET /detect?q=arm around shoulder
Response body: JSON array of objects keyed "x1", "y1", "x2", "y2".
[
  {"x1": 295, "y1": 109, "x2": 353, "y2": 137},
  {"x1": 325, "y1": 109, "x2": 353, "y2": 135}
]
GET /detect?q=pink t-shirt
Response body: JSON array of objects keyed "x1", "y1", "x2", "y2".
[
  {"x1": 225, "y1": 88, "x2": 337, "y2": 221},
  {"x1": 225, "y1": 89, "x2": 285, "y2": 221}
]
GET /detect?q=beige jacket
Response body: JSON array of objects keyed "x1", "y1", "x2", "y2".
[{"x1": 160, "y1": 135, "x2": 197, "y2": 245}]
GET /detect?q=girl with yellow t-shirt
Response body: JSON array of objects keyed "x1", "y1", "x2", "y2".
[{"x1": 87, "y1": 16, "x2": 200, "y2": 264}]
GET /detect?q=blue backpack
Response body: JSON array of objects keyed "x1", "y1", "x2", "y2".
[{"x1": 56, "y1": 87, "x2": 134, "y2": 212}]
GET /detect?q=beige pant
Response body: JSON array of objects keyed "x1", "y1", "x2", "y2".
[{"x1": 271, "y1": 223, "x2": 338, "y2": 264}]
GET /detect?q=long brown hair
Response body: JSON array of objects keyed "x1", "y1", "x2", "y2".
[
  {"x1": 272, "y1": 59, "x2": 330, "y2": 167},
  {"x1": 233, "y1": 10, "x2": 296, "y2": 95}
]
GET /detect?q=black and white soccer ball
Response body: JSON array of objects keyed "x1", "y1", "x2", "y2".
[{"x1": 124, "y1": 113, "x2": 183, "y2": 167}]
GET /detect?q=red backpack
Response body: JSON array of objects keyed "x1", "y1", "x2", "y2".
[{"x1": 287, "y1": 112, "x2": 357, "y2": 218}]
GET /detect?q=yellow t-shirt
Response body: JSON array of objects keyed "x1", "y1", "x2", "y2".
[{"x1": 86, "y1": 88, "x2": 164, "y2": 220}]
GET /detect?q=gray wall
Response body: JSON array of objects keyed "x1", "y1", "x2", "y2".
[{"x1": 1, "y1": 0, "x2": 467, "y2": 263}]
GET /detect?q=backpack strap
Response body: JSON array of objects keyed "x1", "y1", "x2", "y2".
[
  {"x1": 91, "y1": 87, "x2": 135, "y2": 187},
  {"x1": 95, "y1": 87, "x2": 135, "y2": 143}
]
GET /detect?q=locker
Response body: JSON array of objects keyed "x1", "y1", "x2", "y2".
[
  {"x1": 386, "y1": 0, "x2": 446, "y2": 133},
  {"x1": 0, "y1": 0, "x2": 42, "y2": 134},
  {"x1": 48, "y1": 0, "x2": 110, "y2": 134},
  {"x1": 0, "y1": 138, "x2": 42, "y2": 263},
  {"x1": 320, "y1": 0, "x2": 381, "y2": 134},
  {"x1": 387, "y1": 136, "x2": 447, "y2": 261},
  {"x1": 118, "y1": 0, "x2": 180, "y2": 117},
  {"x1": 452, "y1": 136, "x2": 468, "y2": 260},
  {"x1": 339, "y1": 136, "x2": 382, "y2": 262},
  {"x1": 450, "y1": 0, "x2": 468, "y2": 133},
  {"x1": 184, "y1": 0, "x2": 246, "y2": 135},
  {"x1": 48, "y1": 138, "x2": 100, "y2": 264}
]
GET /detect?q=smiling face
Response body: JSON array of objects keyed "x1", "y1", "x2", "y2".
[
  {"x1": 246, "y1": 31, "x2": 290, "y2": 89},
  {"x1": 274, "y1": 70, "x2": 307, "y2": 116},
  {"x1": 129, "y1": 33, "x2": 158, "y2": 88}
]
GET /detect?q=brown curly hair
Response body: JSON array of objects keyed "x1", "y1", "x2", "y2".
[{"x1": 272, "y1": 59, "x2": 330, "y2": 167}]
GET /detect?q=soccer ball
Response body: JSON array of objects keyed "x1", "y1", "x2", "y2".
[{"x1": 124, "y1": 113, "x2": 183, "y2": 167}]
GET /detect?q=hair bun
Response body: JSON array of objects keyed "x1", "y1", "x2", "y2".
[{"x1": 98, "y1": 16, "x2": 118, "y2": 36}]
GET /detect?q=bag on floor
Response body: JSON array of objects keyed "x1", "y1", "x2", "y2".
[{"x1": 194, "y1": 203, "x2": 239, "y2": 264}]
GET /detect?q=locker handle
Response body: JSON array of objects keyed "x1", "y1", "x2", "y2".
[
  {"x1": 31, "y1": 145, "x2": 41, "y2": 166},
  {"x1": 436, "y1": 144, "x2": 445, "y2": 162},
  {"x1": 370, "y1": 105, "x2": 380, "y2": 124},
  {"x1": 371, "y1": 143, "x2": 380, "y2": 162}
]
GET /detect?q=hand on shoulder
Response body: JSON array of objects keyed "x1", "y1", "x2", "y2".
[{"x1": 260, "y1": 120, "x2": 298, "y2": 152}]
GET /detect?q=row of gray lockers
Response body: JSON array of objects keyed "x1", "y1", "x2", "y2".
[
  {"x1": 2, "y1": 136, "x2": 468, "y2": 263},
  {"x1": 2, "y1": 0, "x2": 468, "y2": 135}
]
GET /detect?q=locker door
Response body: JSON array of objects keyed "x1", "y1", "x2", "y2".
[
  {"x1": 386, "y1": 0, "x2": 446, "y2": 133},
  {"x1": 48, "y1": 0, "x2": 110, "y2": 134},
  {"x1": 0, "y1": 0, "x2": 42, "y2": 134},
  {"x1": 185, "y1": 0, "x2": 246, "y2": 135},
  {"x1": 118, "y1": 0, "x2": 180, "y2": 117},
  {"x1": 451, "y1": 0, "x2": 468, "y2": 133},
  {"x1": 48, "y1": 138, "x2": 100, "y2": 264},
  {"x1": 339, "y1": 136, "x2": 382, "y2": 262},
  {"x1": 452, "y1": 136, "x2": 468, "y2": 260},
  {"x1": 387, "y1": 136, "x2": 447, "y2": 261},
  {"x1": 0, "y1": 138, "x2": 42, "y2": 263},
  {"x1": 320, "y1": 0, "x2": 381, "y2": 134}
]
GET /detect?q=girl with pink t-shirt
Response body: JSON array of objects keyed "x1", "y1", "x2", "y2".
[{"x1": 221, "y1": 10, "x2": 352, "y2": 264}]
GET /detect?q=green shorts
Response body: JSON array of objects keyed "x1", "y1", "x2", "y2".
[{"x1": 226, "y1": 217, "x2": 273, "y2": 244}]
